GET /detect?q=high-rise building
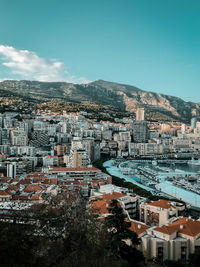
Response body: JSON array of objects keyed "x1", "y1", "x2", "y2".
[
  {"x1": 7, "y1": 162, "x2": 16, "y2": 178},
  {"x1": 33, "y1": 121, "x2": 45, "y2": 131},
  {"x1": 30, "y1": 131, "x2": 49, "y2": 147},
  {"x1": 191, "y1": 117, "x2": 197, "y2": 131},
  {"x1": 70, "y1": 148, "x2": 90, "y2": 168},
  {"x1": 181, "y1": 124, "x2": 186, "y2": 134},
  {"x1": 136, "y1": 108, "x2": 145, "y2": 121},
  {"x1": 133, "y1": 121, "x2": 149, "y2": 143},
  {"x1": 0, "y1": 129, "x2": 10, "y2": 145},
  {"x1": 83, "y1": 138, "x2": 95, "y2": 162},
  {"x1": 10, "y1": 130, "x2": 28, "y2": 146},
  {"x1": 196, "y1": 122, "x2": 200, "y2": 133}
]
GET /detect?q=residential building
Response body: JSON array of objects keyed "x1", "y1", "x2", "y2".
[
  {"x1": 136, "y1": 108, "x2": 145, "y2": 121},
  {"x1": 142, "y1": 217, "x2": 200, "y2": 262},
  {"x1": 140, "y1": 200, "x2": 185, "y2": 227}
]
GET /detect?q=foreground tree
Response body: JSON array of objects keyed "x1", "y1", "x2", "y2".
[
  {"x1": 188, "y1": 251, "x2": 200, "y2": 267},
  {"x1": 1, "y1": 194, "x2": 139, "y2": 267},
  {"x1": 0, "y1": 197, "x2": 100, "y2": 266},
  {"x1": 105, "y1": 199, "x2": 144, "y2": 266}
]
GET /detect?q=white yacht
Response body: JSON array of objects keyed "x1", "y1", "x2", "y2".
[{"x1": 188, "y1": 158, "x2": 200, "y2": 166}]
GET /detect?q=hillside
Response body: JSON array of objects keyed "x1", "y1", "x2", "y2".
[{"x1": 0, "y1": 79, "x2": 199, "y2": 122}]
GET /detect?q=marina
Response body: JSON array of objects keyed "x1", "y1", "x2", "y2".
[{"x1": 103, "y1": 159, "x2": 200, "y2": 209}]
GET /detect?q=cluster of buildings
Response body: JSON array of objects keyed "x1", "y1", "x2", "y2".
[
  {"x1": 0, "y1": 166, "x2": 112, "y2": 206},
  {"x1": 0, "y1": 109, "x2": 200, "y2": 178},
  {"x1": 0, "y1": 108, "x2": 200, "y2": 263},
  {"x1": 90, "y1": 185, "x2": 200, "y2": 262}
]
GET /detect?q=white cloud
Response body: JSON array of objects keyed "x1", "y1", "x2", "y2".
[
  {"x1": 0, "y1": 77, "x2": 12, "y2": 82},
  {"x1": 0, "y1": 45, "x2": 89, "y2": 83}
]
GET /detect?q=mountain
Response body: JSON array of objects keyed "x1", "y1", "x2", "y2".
[{"x1": 0, "y1": 79, "x2": 199, "y2": 122}]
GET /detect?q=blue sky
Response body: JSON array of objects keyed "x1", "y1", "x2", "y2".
[{"x1": 0, "y1": 0, "x2": 199, "y2": 101}]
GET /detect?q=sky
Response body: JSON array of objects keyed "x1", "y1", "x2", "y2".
[{"x1": 0, "y1": 0, "x2": 199, "y2": 101}]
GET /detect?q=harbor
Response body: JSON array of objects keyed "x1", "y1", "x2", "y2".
[{"x1": 103, "y1": 159, "x2": 200, "y2": 209}]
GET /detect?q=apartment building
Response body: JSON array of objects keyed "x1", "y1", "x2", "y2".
[
  {"x1": 91, "y1": 191, "x2": 142, "y2": 219},
  {"x1": 142, "y1": 217, "x2": 200, "y2": 262},
  {"x1": 140, "y1": 199, "x2": 185, "y2": 227}
]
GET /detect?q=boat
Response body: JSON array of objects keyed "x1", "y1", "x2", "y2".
[
  {"x1": 188, "y1": 158, "x2": 200, "y2": 166},
  {"x1": 187, "y1": 176, "x2": 197, "y2": 182},
  {"x1": 152, "y1": 160, "x2": 157, "y2": 166}
]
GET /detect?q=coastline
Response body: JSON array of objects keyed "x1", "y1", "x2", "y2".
[{"x1": 103, "y1": 159, "x2": 200, "y2": 209}]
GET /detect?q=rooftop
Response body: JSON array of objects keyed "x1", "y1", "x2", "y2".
[{"x1": 154, "y1": 217, "x2": 200, "y2": 237}]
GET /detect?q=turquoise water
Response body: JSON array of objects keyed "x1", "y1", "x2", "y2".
[
  {"x1": 131, "y1": 177, "x2": 140, "y2": 182},
  {"x1": 126, "y1": 161, "x2": 200, "y2": 174}
]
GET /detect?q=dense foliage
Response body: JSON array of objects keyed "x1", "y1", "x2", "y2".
[
  {"x1": 0, "y1": 195, "x2": 144, "y2": 267},
  {"x1": 105, "y1": 199, "x2": 144, "y2": 266}
]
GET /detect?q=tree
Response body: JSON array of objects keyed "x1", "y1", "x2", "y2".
[
  {"x1": 188, "y1": 250, "x2": 200, "y2": 267},
  {"x1": 28, "y1": 194, "x2": 125, "y2": 266},
  {"x1": 0, "y1": 195, "x2": 145, "y2": 267},
  {"x1": 163, "y1": 260, "x2": 187, "y2": 267},
  {"x1": 0, "y1": 222, "x2": 38, "y2": 267},
  {"x1": 105, "y1": 199, "x2": 144, "y2": 266}
]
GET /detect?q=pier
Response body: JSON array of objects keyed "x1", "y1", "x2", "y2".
[{"x1": 130, "y1": 159, "x2": 188, "y2": 164}]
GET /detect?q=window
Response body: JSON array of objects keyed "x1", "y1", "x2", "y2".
[
  {"x1": 181, "y1": 247, "x2": 187, "y2": 260},
  {"x1": 157, "y1": 247, "x2": 163, "y2": 259}
]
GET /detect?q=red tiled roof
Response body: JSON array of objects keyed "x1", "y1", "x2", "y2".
[
  {"x1": 27, "y1": 172, "x2": 46, "y2": 177},
  {"x1": 7, "y1": 184, "x2": 19, "y2": 191},
  {"x1": 148, "y1": 199, "x2": 176, "y2": 210},
  {"x1": 49, "y1": 178, "x2": 57, "y2": 185},
  {"x1": 24, "y1": 184, "x2": 43, "y2": 192},
  {"x1": 0, "y1": 177, "x2": 11, "y2": 183},
  {"x1": 33, "y1": 177, "x2": 48, "y2": 182},
  {"x1": 91, "y1": 199, "x2": 108, "y2": 214},
  {"x1": 91, "y1": 192, "x2": 126, "y2": 214},
  {"x1": 80, "y1": 182, "x2": 88, "y2": 186},
  {"x1": 19, "y1": 179, "x2": 32, "y2": 185},
  {"x1": 0, "y1": 190, "x2": 10, "y2": 196},
  {"x1": 154, "y1": 225, "x2": 177, "y2": 235},
  {"x1": 49, "y1": 167, "x2": 99, "y2": 172},
  {"x1": 12, "y1": 195, "x2": 30, "y2": 201},
  {"x1": 154, "y1": 217, "x2": 200, "y2": 237},
  {"x1": 32, "y1": 193, "x2": 42, "y2": 200},
  {"x1": 171, "y1": 217, "x2": 200, "y2": 237},
  {"x1": 128, "y1": 220, "x2": 150, "y2": 236}
]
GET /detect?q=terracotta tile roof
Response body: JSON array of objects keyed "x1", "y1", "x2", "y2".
[
  {"x1": 12, "y1": 194, "x2": 30, "y2": 201},
  {"x1": 49, "y1": 167, "x2": 99, "y2": 172},
  {"x1": 171, "y1": 217, "x2": 200, "y2": 237},
  {"x1": 65, "y1": 181, "x2": 80, "y2": 185},
  {"x1": 43, "y1": 180, "x2": 50, "y2": 184},
  {"x1": 49, "y1": 178, "x2": 57, "y2": 185},
  {"x1": 148, "y1": 199, "x2": 176, "y2": 210},
  {"x1": 93, "y1": 192, "x2": 126, "y2": 202},
  {"x1": 7, "y1": 184, "x2": 19, "y2": 191},
  {"x1": 24, "y1": 184, "x2": 43, "y2": 192},
  {"x1": 154, "y1": 217, "x2": 200, "y2": 237},
  {"x1": 27, "y1": 172, "x2": 46, "y2": 177},
  {"x1": 154, "y1": 225, "x2": 178, "y2": 235},
  {"x1": 80, "y1": 182, "x2": 88, "y2": 186},
  {"x1": 19, "y1": 178, "x2": 32, "y2": 185},
  {"x1": 0, "y1": 190, "x2": 10, "y2": 196},
  {"x1": 12, "y1": 178, "x2": 19, "y2": 183},
  {"x1": 0, "y1": 177, "x2": 11, "y2": 183},
  {"x1": 32, "y1": 193, "x2": 42, "y2": 200},
  {"x1": 128, "y1": 220, "x2": 150, "y2": 236},
  {"x1": 33, "y1": 177, "x2": 48, "y2": 182},
  {"x1": 91, "y1": 199, "x2": 109, "y2": 214},
  {"x1": 91, "y1": 192, "x2": 126, "y2": 214}
]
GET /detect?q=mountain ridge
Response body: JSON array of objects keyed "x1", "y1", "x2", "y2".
[{"x1": 0, "y1": 79, "x2": 199, "y2": 122}]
